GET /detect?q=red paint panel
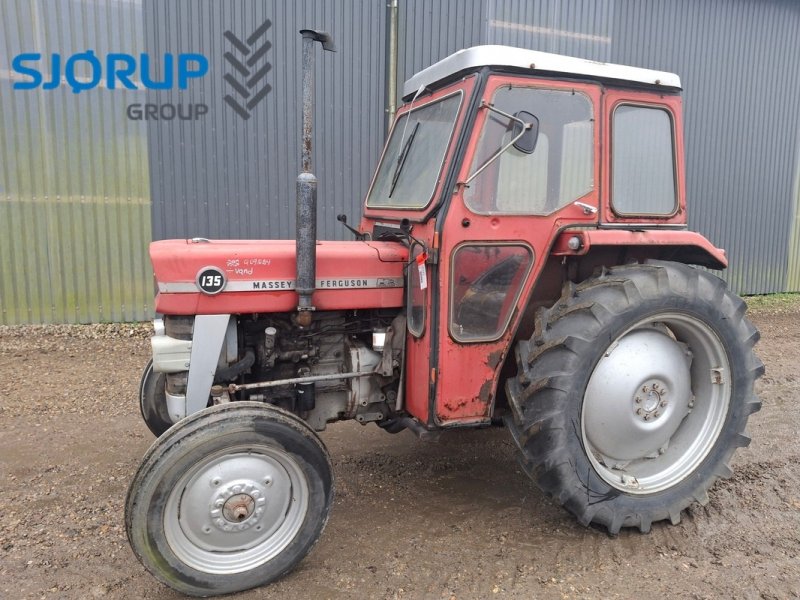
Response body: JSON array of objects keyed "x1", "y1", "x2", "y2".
[
  {"x1": 151, "y1": 239, "x2": 407, "y2": 315},
  {"x1": 434, "y1": 75, "x2": 603, "y2": 425},
  {"x1": 155, "y1": 288, "x2": 405, "y2": 315},
  {"x1": 397, "y1": 219, "x2": 438, "y2": 424},
  {"x1": 359, "y1": 77, "x2": 478, "y2": 425},
  {"x1": 552, "y1": 229, "x2": 727, "y2": 268}
]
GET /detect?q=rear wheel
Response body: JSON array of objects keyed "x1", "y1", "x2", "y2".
[
  {"x1": 506, "y1": 261, "x2": 763, "y2": 533},
  {"x1": 125, "y1": 402, "x2": 334, "y2": 596}
]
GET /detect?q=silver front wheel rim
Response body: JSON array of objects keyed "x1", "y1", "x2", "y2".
[
  {"x1": 581, "y1": 313, "x2": 731, "y2": 494},
  {"x1": 164, "y1": 444, "x2": 309, "y2": 574}
]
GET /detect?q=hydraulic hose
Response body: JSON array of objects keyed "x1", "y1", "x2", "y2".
[{"x1": 214, "y1": 349, "x2": 255, "y2": 382}]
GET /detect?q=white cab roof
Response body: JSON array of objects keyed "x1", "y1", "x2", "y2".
[{"x1": 403, "y1": 45, "x2": 681, "y2": 98}]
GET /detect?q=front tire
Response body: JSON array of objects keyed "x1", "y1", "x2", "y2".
[
  {"x1": 125, "y1": 402, "x2": 334, "y2": 596},
  {"x1": 506, "y1": 261, "x2": 763, "y2": 533},
  {"x1": 138, "y1": 359, "x2": 173, "y2": 437}
]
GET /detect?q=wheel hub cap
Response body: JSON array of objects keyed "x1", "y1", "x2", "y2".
[
  {"x1": 164, "y1": 446, "x2": 309, "y2": 574},
  {"x1": 581, "y1": 314, "x2": 732, "y2": 494},
  {"x1": 223, "y1": 493, "x2": 256, "y2": 522},
  {"x1": 210, "y1": 482, "x2": 267, "y2": 532},
  {"x1": 635, "y1": 381, "x2": 668, "y2": 421},
  {"x1": 583, "y1": 328, "x2": 692, "y2": 464}
]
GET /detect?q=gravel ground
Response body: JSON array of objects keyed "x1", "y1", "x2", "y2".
[{"x1": 1, "y1": 299, "x2": 799, "y2": 600}]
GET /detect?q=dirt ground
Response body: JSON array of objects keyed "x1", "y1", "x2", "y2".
[{"x1": 1, "y1": 298, "x2": 799, "y2": 600}]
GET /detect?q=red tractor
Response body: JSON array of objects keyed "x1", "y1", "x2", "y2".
[{"x1": 127, "y1": 31, "x2": 763, "y2": 596}]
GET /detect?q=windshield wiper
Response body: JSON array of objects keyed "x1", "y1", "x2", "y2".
[{"x1": 388, "y1": 121, "x2": 420, "y2": 198}]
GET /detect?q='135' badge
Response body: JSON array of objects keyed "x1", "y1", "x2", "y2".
[{"x1": 196, "y1": 266, "x2": 227, "y2": 295}]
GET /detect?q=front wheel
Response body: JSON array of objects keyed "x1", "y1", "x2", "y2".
[
  {"x1": 138, "y1": 359, "x2": 173, "y2": 437},
  {"x1": 506, "y1": 261, "x2": 763, "y2": 533},
  {"x1": 125, "y1": 402, "x2": 334, "y2": 596}
]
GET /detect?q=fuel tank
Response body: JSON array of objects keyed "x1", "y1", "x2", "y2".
[{"x1": 151, "y1": 239, "x2": 408, "y2": 315}]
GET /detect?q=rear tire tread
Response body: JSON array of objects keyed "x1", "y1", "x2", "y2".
[{"x1": 505, "y1": 260, "x2": 763, "y2": 534}]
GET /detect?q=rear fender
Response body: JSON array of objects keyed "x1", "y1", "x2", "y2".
[
  {"x1": 550, "y1": 229, "x2": 727, "y2": 270},
  {"x1": 492, "y1": 229, "x2": 727, "y2": 414}
]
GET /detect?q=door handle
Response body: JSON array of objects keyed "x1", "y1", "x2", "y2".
[{"x1": 574, "y1": 201, "x2": 598, "y2": 215}]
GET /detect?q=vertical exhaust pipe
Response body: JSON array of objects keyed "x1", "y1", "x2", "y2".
[{"x1": 296, "y1": 29, "x2": 335, "y2": 327}]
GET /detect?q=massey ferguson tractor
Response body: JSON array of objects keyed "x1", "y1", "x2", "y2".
[{"x1": 126, "y1": 31, "x2": 763, "y2": 596}]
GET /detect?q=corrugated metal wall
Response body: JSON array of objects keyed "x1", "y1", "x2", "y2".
[
  {"x1": 0, "y1": 0, "x2": 152, "y2": 324},
  {"x1": 2, "y1": 0, "x2": 798, "y2": 325},
  {"x1": 432, "y1": 0, "x2": 800, "y2": 294},
  {"x1": 604, "y1": 0, "x2": 800, "y2": 294},
  {"x1": 485, "y1": 0, "x2": 614, "y2": 61},
  {"x1": 395, "y1": 0, "x2": 484, "y2": 98},
  {"x1": 146, "y1": 0, "x2": 800, "y2": 296},
  {"x1": 144, "y1": 0, "x2": 387, "y2": 243}
]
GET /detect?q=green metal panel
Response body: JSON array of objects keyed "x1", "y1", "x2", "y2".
[
  {"x1": 787, "y1": 132, "x2": 800, "y2": 292},
  {"x1": 0, "y1": 0, "x2": 152, "y2": 324}
]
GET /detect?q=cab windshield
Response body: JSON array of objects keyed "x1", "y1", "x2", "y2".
[{"x1": 366, "y1": 92, "x2": 462, "y2": 209}]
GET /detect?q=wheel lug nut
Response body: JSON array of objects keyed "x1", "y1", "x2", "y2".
[
  {"x1": 636, "y1": 408, "x2": 643, "y2": 416},
  {"x1": 643, "y1": 414, "x2": 650, "y2": 421},
  {"x1": 635, "y1": 396, "x2": 642, "y2": 404},
  {"x1": 660, "y1": 400, "x2": 667, "y2": 407},
  {"x1": 654, "y1": 411, "x2": 660, "y2": 418}
]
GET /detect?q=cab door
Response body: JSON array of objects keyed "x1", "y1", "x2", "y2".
[
  {"x1": 433, "y1": 76, "x2": 602, "y2": 426},
  {"x1": 359, "y1": 77, "x2": 479, "y2": 426}
]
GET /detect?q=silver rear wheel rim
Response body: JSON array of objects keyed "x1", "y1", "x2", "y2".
[
  {"x1": 581, "y1": 313, "x2": 731, "y2": 494},
  {"x1": 164, "y1": 443, "x2": 308, "y2": 574}
]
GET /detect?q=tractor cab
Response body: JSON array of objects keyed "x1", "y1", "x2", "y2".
[{"x1": 359, "y1": 46, "x2": 724, "y2": 427}]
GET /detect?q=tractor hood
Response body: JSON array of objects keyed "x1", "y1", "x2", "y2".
[{"x1": 151, "y1": 239, "x2": 408, "y2": 315}]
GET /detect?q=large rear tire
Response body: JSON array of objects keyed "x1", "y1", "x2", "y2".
[
  {"x1": 506, "y1": 261, "x2": 763, "y2": 533},
  {"x1": 125, "y1": 402, "x2": 334, "y2": 596}
]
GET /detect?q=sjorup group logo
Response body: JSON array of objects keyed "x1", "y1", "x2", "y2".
[
  {"x1": 9, "y1": 20, "x2": 273, "y2": 122},
  {"x1": 222, "y1": 20, "x2": 273, "y2": 120}
]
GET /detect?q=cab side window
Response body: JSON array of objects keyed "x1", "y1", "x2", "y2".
[
  {"x1": 464, "y1": 87, "x2": 594, "y2": 215},
  {"x1": 612, "y1": 105, "x2": 677, "y2": 215},
  {"x1": 449, "y1": 244, "x2": 533, "y2": 342}
]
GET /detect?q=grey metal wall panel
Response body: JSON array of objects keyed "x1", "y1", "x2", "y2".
[
  {"x1": 482, "y1": 0, "x2": 800, "y2": 294},
  {"x1": 395, "y1": 0, "x2": 485, "y2": 104},
  {"x1": 139, "y1": 0, "x2": 800, "y2": 297},
  {"x1": 485, "y1": 0, "x2": 614, "y2": 61},
  {"x1": 609, "y1": 0, "x2": 800, "y2": 294},
  {"x1": 144, "y1": 0, "x2": 387, "y2": 244},
  {"x1": 0, "y1": 0, "x2": 152, "y2": 325}
]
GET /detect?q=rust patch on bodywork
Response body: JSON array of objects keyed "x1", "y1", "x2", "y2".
[
  {"x1": 439, "y1": 386, "x2": 493, "y2": 419},
  {"x1": 478, "y1": 378, "x2": 494, "y2": 404},
  {"x1": 486, "y1": 348, "x2": 504, "y2": 370},
  {"x1": 443, "y1": 398, "x2": 469, "y2": 412}
]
